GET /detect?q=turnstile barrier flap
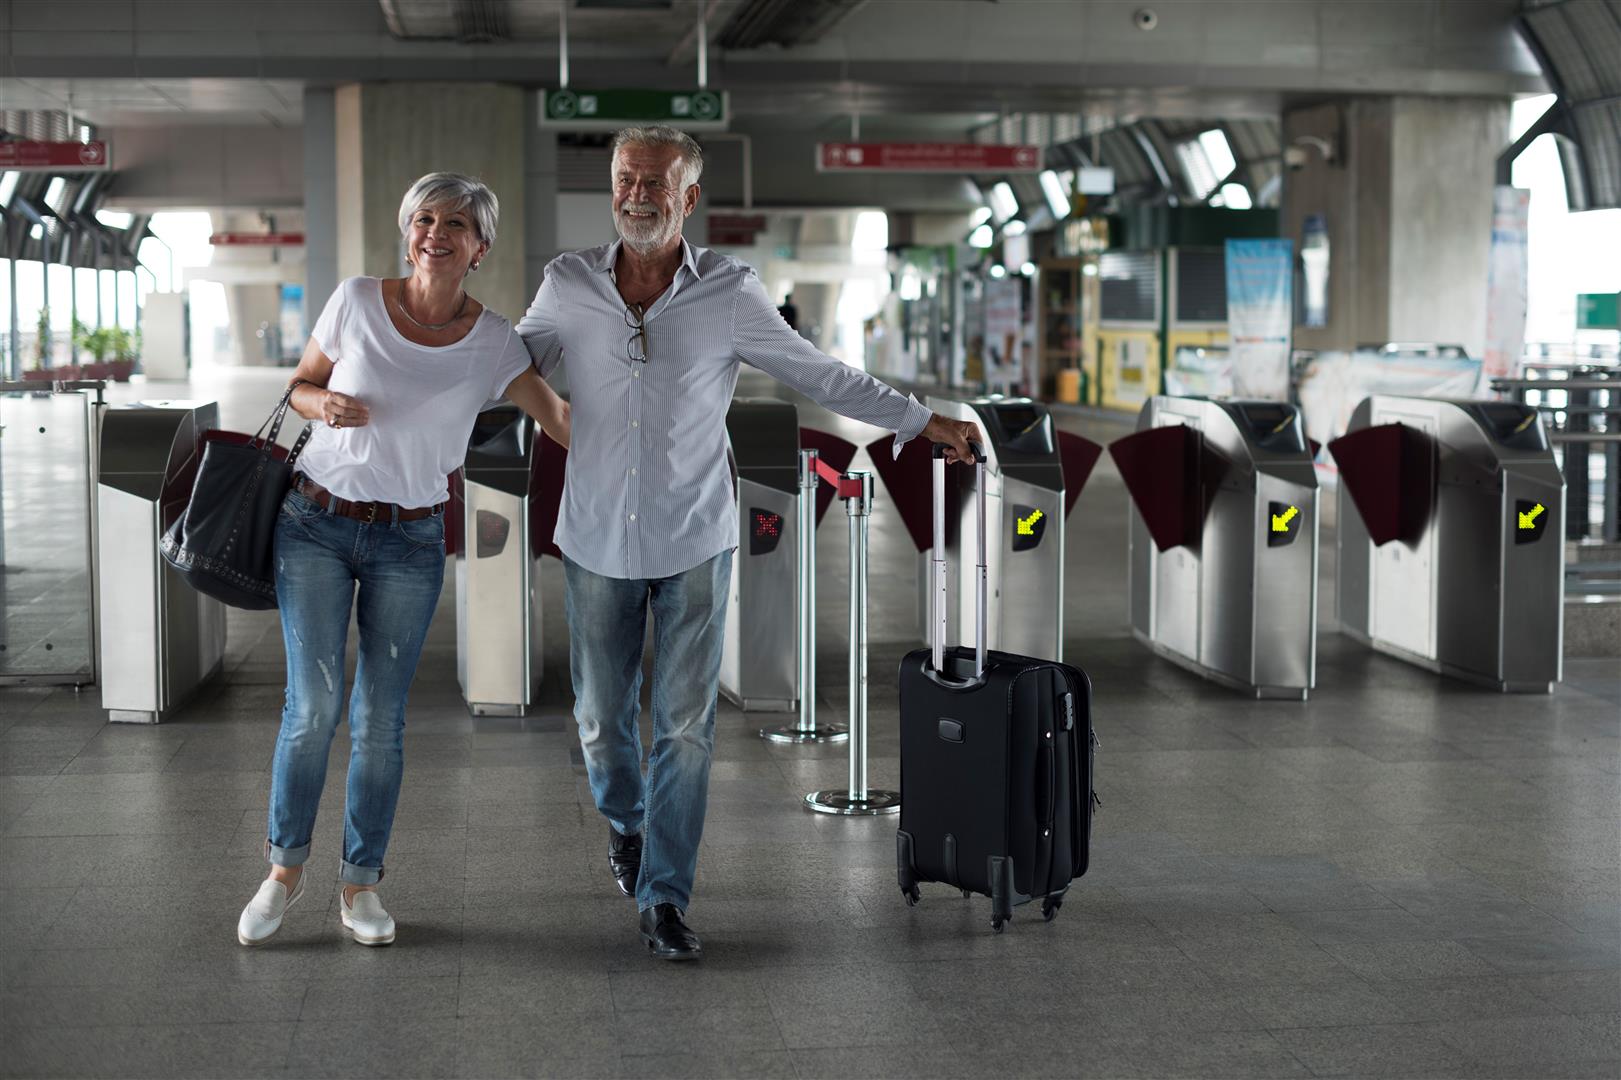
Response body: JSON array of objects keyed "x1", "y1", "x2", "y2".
[
  {"x1": 1057, "y1": 430, "x2": 1103, "y2": 518},
  {"x1": 1328, "y1": 422, "x2": 1434, "y2": 546},
  {"x1": 864, "y1": 432, "x2": 933, "y2": 551},
  {"x1": 1108, "y1": 424, "x2": 1207, "y2": 552}
]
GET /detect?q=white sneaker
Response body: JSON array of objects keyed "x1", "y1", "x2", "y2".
[
  {"x1": 340, "y1": 889, "x2": 396, "y2": 946},
  {"x1": 237, "y1": 875, "x2": 305, "y2": 946}
]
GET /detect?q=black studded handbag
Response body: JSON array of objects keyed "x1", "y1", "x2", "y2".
[{"x1": 159, "y1": 381, "x2": 313, "y2": 610}]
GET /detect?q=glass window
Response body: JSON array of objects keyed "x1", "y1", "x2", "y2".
[
  {"x1": 1219, "y1": 182, "x2": 1253, "y2": 210},
  {"x1": 100, "y1": 269, "x2": 119, "y2": 328},
  {"x1": 1198, "y1": 129, "x2": 1237, "y2": 181},
  {"x1": 74, "y1": 267, "x2": 100, "y2": 330},
  {"x1": 43, "y1": 178, "x2": 68, "y2": 215},
  {"x1": 138, "y1": 235, "x2": 174, "y2": 292},
  {"x1": 47, "y1": 265, "x2": 73, "y2": 334},
  {"x1": 1176, "y1": 140, "x2": 1219, "y2": 202},
  {"x1": 0, "y1": 171, "x2": 18, "y2": 207},
  {"x1": 96, "y1": 209, "x2": 133, "y2": 230},
  {"x1": 118, "y1": 271, "x2": 138, "y2": 331}
]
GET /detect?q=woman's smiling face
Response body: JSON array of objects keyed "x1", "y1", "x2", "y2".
[{"x1": 406, "y1": 202, "x2": 487, "y2": 278}]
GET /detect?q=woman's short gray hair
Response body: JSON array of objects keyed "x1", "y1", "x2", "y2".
[
  {"x1": 610, "y1": 126, "x2": 704, "y2": 190},
  {"x1": 397, "y1": 172, "x2": 500, "y2": 246}
]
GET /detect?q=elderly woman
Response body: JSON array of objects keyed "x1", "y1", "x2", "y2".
[{"x1": 236, "y1": 172, "x2": 568, "y2": 947}]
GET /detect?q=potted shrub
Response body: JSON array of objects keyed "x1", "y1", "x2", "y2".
[
  {"x1": 73, "y1": 320, "x2": 111, "y2": 380},
  {"x1": 23, "y1": 307, "x2": 55, "y2": 380},
  {"x1": 108, "y1": 328, "x2": 138, "y2": 381}
]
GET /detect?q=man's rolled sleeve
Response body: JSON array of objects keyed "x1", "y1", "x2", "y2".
[{"x1": 732, "y1": 271, "x2": 931, "y2": 457}]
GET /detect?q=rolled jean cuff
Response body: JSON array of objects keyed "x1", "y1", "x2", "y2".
[
  {"x1": 341, "y1": 860, "x2": 383, "y2": 886},
  {"x1": 265, "y1": 840, "x2": 310, "y2": 868}
]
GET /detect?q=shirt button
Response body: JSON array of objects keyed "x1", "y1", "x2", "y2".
[
  {"x1": 629, "y1": 513, "x2": 637, "y2": 522},
  {"x1": 632, "y1": 420, "x2": 639, "y2": 428},
  {"x1": 633, "y1": 369, "x2": 640, "y2": 377},
  {"x1": 630, "y1": 468, "x2": 637, "y2": 476}
]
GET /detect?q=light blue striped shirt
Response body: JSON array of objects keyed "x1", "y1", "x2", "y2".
[{"x1": 516, "y1": 238, "x2": 933, "y2": 580}]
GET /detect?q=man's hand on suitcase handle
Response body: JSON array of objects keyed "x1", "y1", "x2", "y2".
[{"x1": 922, "y1": 414, "x2": 984, "y2": 464}]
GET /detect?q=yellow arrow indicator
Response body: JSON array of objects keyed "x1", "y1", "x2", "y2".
[
  {"x1": 1017, "y1": 509, "x2": 1044, "y2": 536},
  {"x1": 1518, "y1": 502, "x2": 1545, "y2": 530},
  {"x1": 1271, "y1": 505, "x2": 1299, "y2": 533}
]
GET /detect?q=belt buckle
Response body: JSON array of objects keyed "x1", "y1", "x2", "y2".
[{"x1": 363, "y1": 502, "x2": 379, "y2": 524}]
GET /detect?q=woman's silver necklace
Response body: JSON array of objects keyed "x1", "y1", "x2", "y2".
[{"x1": 397, "y1": 280, "x2": 468, "y2": 332}]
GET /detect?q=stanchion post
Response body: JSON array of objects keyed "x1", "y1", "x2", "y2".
[
  {"x1": 761, "y1": 449, "x2": 848, "y2": 744},
  {"x1": 806, "y1": 470, "x2": 900, "y2": 816}
]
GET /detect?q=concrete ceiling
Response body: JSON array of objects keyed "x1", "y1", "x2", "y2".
[{"x1": 0, "y1": 0, "x2": 1544, "y2": 130}]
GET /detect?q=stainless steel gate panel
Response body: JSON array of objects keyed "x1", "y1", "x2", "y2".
[{"x1": 97, "y1": 400, "x2": 224, "y2": 722}]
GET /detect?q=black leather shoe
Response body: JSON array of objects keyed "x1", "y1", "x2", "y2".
[
  {"x1": 608, "y1": 829, "x2": 642, "y2": 899},
  {"x1": 639, "y1": 903, "x2": 702, "y2": 961}
]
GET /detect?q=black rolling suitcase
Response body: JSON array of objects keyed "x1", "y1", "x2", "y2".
[{"x1": 897, "y1": 444, "x2": 1096, "y2": 932}]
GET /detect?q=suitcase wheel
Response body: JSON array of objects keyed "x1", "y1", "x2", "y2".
[
  {"x1": 991, "y1": 916, "x2": 1006, "y2": 934},
  {"x1": 961, "y1": 889, "x2": 972, "y2": 900},
  {"x1": 1042, "y1": 897, "x2": 1062, "y2": 922},
  {"x1": 902, "y1": 885, "x2": 921, "y2": 907}
]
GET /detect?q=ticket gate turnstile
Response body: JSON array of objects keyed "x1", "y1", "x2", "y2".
[
  {"x1": 1111, "y1": 397, "x2": 1319, "y2": 699},
  {"x1": 920, "y1": 397, "x2": 1068, "y2": 663},
  {"x1": 1331, "y1": 396, "x2": 1563, "y2": 692},
  {"x1": 456, "y1": 404, "x2": 543, "y2": 715},
  {"x1": 98, "y1": 401, "x2": 225, "y2": 722},
  {"x1": 719, "y1": 400, "x2": 801, "y2": 712}
]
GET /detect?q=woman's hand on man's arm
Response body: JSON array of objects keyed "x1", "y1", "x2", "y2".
[
  {"x1": 288, "y1": 337, "x2": 369, "y2": 428},
  {"x1": 504, "y1": 368, "x2": 570, "y2": 449}
]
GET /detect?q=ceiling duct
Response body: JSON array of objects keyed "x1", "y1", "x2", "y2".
[
  {"x1": 379, "y1": 0, "x2": 512, "y2": 43},
  {"x1": 1516, "y1": 0, "x2": 1621, "y2": 210},
  {"x1": 717, "y1": 0, "x2": 866, "y2": 49}
]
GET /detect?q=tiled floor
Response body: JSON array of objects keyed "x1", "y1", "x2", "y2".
[{"x1": 2, "y1": 368, "x2": 1618, "y2": 1079}]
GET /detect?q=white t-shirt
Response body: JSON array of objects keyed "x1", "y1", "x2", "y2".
[{"x1": 298, "y1": 276, "x2": 533, "y2": 508}]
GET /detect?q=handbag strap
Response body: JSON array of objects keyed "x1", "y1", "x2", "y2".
[
  {"x1": 253, "y1": 379, "x2": 307, "y2": 451},
  {"x1": 286, "y1": 422, "x2": 314, "y2": 466}
]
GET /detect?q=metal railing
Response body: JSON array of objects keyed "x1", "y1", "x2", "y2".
[{"x1": 1491, "y1": 365, "x2": 1619, "y2": 544}]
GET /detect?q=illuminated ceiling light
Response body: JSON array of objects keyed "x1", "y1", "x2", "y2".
[
  {"x1": 1003, "y1": 219, "x2": 1027, "y2": 237},
  {"x1": 0, "y1": 171, "x2": 18, "y2": 205},
  {"x1": 97, "y1": 209, "x2": 134, "y2": 229},
  {"x1": 1020, "y1": 262, "x2": 1037, "y2": 277},
  {"x1": 970, "y1": 206, "x2": 993, "y2": 227},
  {"x1": 989, "y1": 182, "x2": 1017, "y2": 223},
  {"x1": 44, "y1": 177, "x2": 67, "y2": 213},
  {"x1": 989, "y1": 263, "x2": 1007, "y2": 279},
  {"x1": 1039, "y1": 170, "x2": 1070, "y2": 220},
  {"x1": 1219, "y1": 182, "x2": 1253, "y2": 210},
  {"x1": 969, "y1": 223, "x2": 994, "y2": 248}
]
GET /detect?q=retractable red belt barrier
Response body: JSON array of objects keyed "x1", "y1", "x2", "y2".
[
  {"x1": 812, "y1": 454, "x2": 865, "y2": 499},
  {"x1": 799, "y1": 428, "x2": 857, "y2": 526}
]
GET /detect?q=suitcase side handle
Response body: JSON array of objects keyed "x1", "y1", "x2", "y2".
[{"x1": 930, "y1": 441, "x2": 987, "y2": 684}]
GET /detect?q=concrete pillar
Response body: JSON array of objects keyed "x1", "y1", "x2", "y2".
[
  {"x1": 1283, "y1": 96, "x2": 1509, "y2": 357},
  {"x1": 523, "y1": 95, "x2": 559, "y2": 302},
  {"x1": 331, "y1": 82, "x2": 528, "y2": 323},
  {"x1": 302, "y1": 87, "x2": 338, "y2": 338}
]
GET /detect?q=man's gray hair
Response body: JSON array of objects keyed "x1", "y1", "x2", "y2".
[
  {"x1": 610, "y1": 126, "x2": 704, "y2": 190},
  {"x1": 397, "y1": 172, "x2": 500, "y2": 246}
]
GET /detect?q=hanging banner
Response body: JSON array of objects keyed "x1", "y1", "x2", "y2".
[
  {"x1": 1225, "y1": 238, "x2": 1294, "y2": 400},
  {"x1": 816, "y1": 143, "x2": 1041, "y2": 173},
  {"x1": 0, "y1": 140, "x2": 110, "y2": 171},
  {"x1": 1483, "y1": 186, "x2": 1530, "y2": 380}
]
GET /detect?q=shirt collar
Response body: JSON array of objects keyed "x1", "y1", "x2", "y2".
[{"x1": 596, "y1": 236, "x2": 704, "y2": 282}]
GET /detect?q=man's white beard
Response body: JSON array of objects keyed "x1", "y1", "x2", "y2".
[{"x1": 616, "y1": 203, "x2": 682, "y2": 254}]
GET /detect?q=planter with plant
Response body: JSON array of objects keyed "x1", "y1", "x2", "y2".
[{"x1": 24, "y1": 307, "x2": 55, "y2": 380}]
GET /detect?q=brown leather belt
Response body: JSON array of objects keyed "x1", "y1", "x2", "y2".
[{"x1": 292, "y1": 474, "x2": 443, "y2": 523}]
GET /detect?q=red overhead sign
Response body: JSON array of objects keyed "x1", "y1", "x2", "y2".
[
  {"x1": 0, "y1": 140, "x2": 110, "y2": 171},
  {"x1": 816, "y1": 142, "x2": 1042, "y2": 173},
  {"x1": 209, "y1": 232, "x2": 305, "y2": 246}
]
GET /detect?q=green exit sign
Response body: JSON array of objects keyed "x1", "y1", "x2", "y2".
[
  {"x1": 539, "y1": 88, "x2": 728, "y2": 131},
  {"x1": 1576, "y1": 292, "x2": 1620, "y2": 331}
]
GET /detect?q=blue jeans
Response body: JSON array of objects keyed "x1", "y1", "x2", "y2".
[
  {"x1": 563, "y1": 550, "x2": 732, "y2": 912},
  {"x1": 266, "y1": 487, "x2": 445, "y2": 886}
]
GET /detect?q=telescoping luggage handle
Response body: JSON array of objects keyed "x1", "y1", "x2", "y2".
[{"x1": 931, "y1": 441, "x2": 987, "y2": 684}]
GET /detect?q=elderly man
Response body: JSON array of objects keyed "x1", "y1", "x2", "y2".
[{"x1": 517, "y1": 124, "x2": 979, "y2": 961}]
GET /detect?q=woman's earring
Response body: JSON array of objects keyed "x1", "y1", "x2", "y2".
[{"x1": 470, "y1": 262, "x2": 480, "y2": 271}]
